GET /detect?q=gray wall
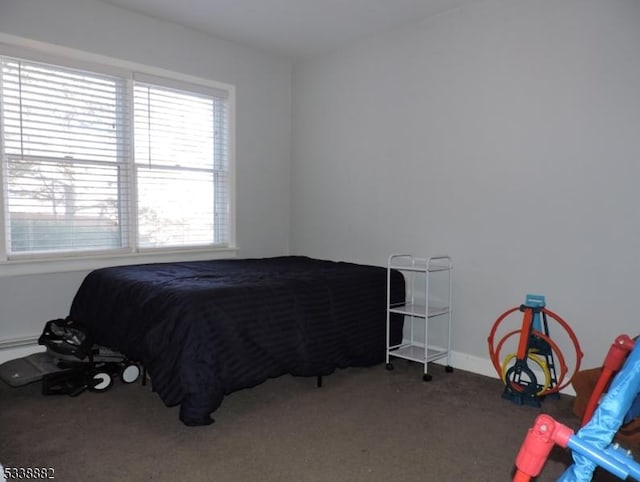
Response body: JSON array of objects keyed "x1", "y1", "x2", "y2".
[
  {"x1": 0, "y1": 0, "x2": 292, "y2": 357},
  {"x1": 291, "y1": 0, "x2": 640, "y2": 375},
  {"x1": 3, "y1": 0, "x2": 640, "y2": 383}
]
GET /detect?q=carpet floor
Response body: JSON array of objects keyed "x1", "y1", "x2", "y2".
[{"x1": 0, "y1": 362, "x2": 624, "y2": 481}]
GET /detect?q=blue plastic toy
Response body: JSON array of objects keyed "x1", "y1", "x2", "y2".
[{"x1": 513, "y1": 334, "x2": 640, "y2": 481}]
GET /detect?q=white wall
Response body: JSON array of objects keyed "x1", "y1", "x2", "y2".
[
  {"x1": 291, "y1": 0, "x2": 640, "y2": 377},
  {"x1": 0, "y1": 0, "x2": 292, "y2": 360}
]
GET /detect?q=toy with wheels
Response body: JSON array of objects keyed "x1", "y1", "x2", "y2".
[
  {"x1": 488, "y1": 294, "x2": 583, "y2": 406},
  {"x1": 0, "y1": 317, "x2": 143, "y2": 397},
  {"x1": 42, "y1": 356, "x2": 142, "y2": 396},
  {"x1": 89, "y1": 360, "x2": 141, "y2": 392},
  {"x1": 89, "y1": 360, "x2": 142, "y2": 390}
]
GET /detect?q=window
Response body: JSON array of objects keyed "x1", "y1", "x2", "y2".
[{"x1": 0, "y1": 51, "x2": 233, "y2": 263}]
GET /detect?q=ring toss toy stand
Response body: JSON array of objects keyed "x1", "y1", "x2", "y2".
[{"x1": 488, "y1": 294, "x2": 583, "y2": 406}]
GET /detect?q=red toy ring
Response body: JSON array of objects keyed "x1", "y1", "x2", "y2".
[{"x1": 488, "y1": 306, "x2": 583, "y2": 396}]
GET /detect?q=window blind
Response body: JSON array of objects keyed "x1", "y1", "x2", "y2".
[
  {"x1": 1, "y1": 57, "x2": 129, "y2": 255},
  {"x1": 133, "y1": 82, "x2": 229, "y2": 248}
]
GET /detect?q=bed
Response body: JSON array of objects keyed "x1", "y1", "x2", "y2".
[{"x1": 68, "y1": 256, "x2": 405, "y2": 425}]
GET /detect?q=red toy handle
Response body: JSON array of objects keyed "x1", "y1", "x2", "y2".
[
  {"x1": 581, "y1": 334, "x2": 635, "y2": 426},
  {"x1": 513, "y1": 414, "x2": 574, "y2": 481}
]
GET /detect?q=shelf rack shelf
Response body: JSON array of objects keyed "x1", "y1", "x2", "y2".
[{"x1": 385, "y1": 254, "x2": 453, "y2": 381}]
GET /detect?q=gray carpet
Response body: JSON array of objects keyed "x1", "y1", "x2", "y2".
[{"x1": 0, "y1": 362, "x2": 623, "y2": 481}]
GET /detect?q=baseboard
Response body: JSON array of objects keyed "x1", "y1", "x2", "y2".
[
  {"x1": 432, "y1": 349, "x2": 576, "y2": 397},
  {"x1": 0, "y1": 336, "x2": 43, "y2": 364}
]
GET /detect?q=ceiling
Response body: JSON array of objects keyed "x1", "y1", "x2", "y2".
[{"x1": 99, "y1": 0, "x2": 480, "y2": 60}]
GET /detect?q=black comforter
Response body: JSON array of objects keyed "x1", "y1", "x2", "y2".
[{"x1": 69, "y1": 256, "x2": 405, "y2": 425}]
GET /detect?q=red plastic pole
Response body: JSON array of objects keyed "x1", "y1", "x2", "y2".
[
  {"x1": 516, "y1": 308, "x2": 534, "y2": 360},
  {"x1": 581, "y1": 334, "x2": 635, "y2": 426}
]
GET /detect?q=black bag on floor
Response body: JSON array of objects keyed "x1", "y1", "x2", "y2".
[{"x1": 38, "y1": 317, "x2": 93, "y2": 360}]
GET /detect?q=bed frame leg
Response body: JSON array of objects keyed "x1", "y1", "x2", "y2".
[{"x1": 317, "y1": 375, "x2": 323, "y2": 388}]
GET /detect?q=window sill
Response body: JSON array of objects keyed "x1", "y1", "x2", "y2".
[{"x1": 0, "y1": 246, "x2": 239, "y2": 277}]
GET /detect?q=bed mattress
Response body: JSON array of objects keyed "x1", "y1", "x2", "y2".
[{"x1": 69, "y1": 256, "x2": 405, "y2": 425}]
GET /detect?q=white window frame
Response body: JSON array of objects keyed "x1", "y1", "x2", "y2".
[{"x1": 0, "y1": 34, "x2": 237, "y2": 277}]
